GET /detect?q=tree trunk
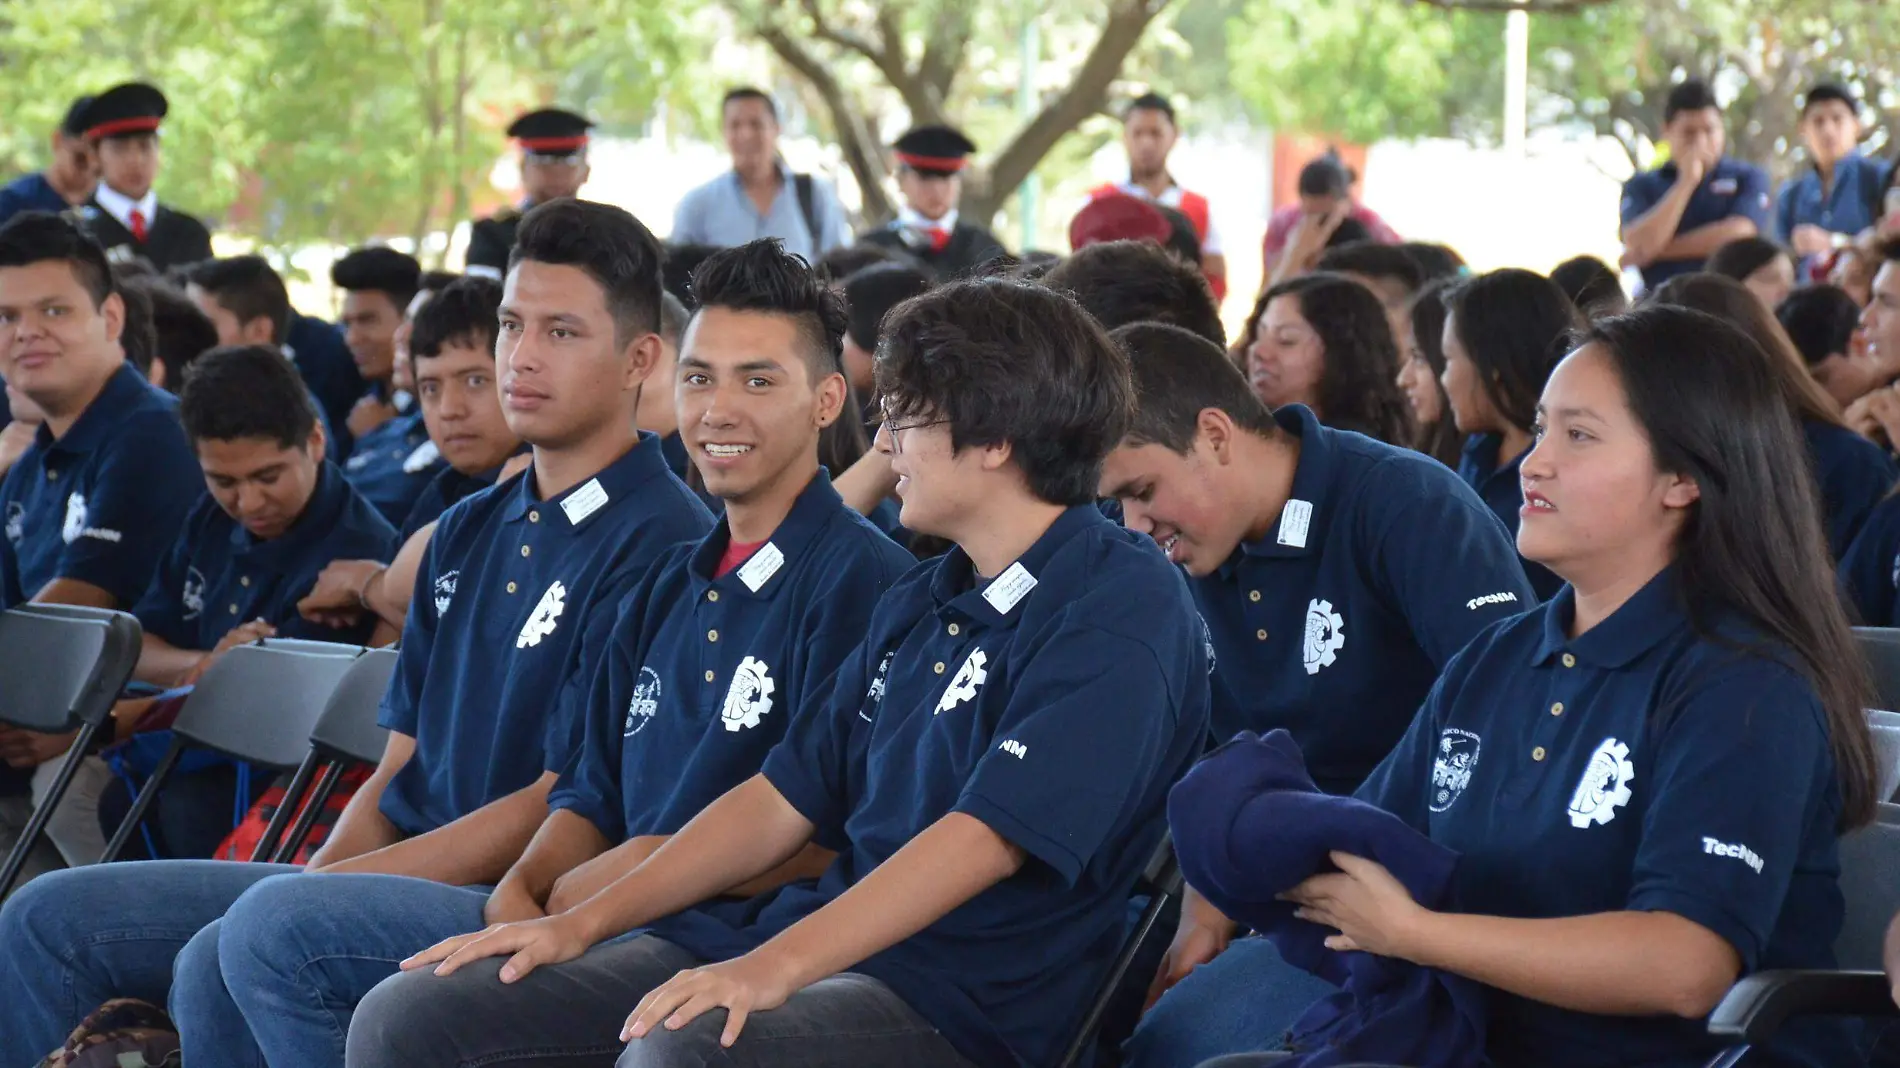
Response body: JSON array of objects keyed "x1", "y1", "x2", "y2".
[{"x1": 756, "y1": 21, "x2": 896, "y2": 224}]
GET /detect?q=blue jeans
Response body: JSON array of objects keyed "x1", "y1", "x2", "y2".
[
  {"x1": 1121, "y1": 936, "x2": 1337, "y2": 1068},
  {"x1": 0, "y1": 859, "x2": 295, "y2": 1067}
]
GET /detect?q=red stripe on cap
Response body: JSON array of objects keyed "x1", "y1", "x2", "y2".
[
  {"x1": 518, "y1": 135, "x2": 589, "y2": 152},
  {"x1": 85, "y1": 117, "x2": 161, "y2": 139},
  {"x1": 896, "y1": 151, "x2": 967, "y2": 172}
]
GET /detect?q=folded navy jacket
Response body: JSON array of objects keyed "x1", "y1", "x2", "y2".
[{"x1": 1169, "y1": 729, "x2": 1490, "y2": 1068}]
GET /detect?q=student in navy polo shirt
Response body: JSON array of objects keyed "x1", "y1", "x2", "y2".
[
  {"x1": 357, "y1": 278, "x2": 1210, "y2": 1068},
  {"x1": 1219, "y1": 306, "x2": 1877, "y2": 1068},
  {"x1": 0, "y1": 96, "x2": 98, "y2": 225},
  {"x1": 0, "y1": 213, "x2": 202, "y2": 880},
  {"x1": 1097, "y1": 323, "x2": 1534, "y2": 1068},
  {"x1": 338, "y1": 248, "x2": 447, "y2": 522},
  {"x1": 1441, "y1": 268, "x2": 1583, "y2": 599},
  {"x1": 1775, "y1": 84, "x2": 1890, "y2": 269},
  {"x1": 1619, "y1": 80, "x2": 1773, "y2": 292},
  {"x1": 0, "y1": 198, "x2": 713, "y2": 1068}
]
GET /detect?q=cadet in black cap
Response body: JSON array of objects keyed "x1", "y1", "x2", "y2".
[
  {"x1": 463, "y1": 109, "x2": 594, "y2": 279},
  {"x1": 858, "y1": 124, "x2": 1007, "y2": 280},
  {"x1": 0, "y1": 96, "x2": 99, "y2": 226},
  {"x1": 72, "y1": 83, "x2": 212, "y2": 272}
]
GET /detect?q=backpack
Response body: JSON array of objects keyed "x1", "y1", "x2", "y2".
[
  {"x1": 793, "y1": 173, "x2": 821, "y2": 247},
  {"x1": 36, "y1": 998, "x2": 180, "y2": 1068}
]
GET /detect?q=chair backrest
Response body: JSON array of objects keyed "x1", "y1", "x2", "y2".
[
  {"x1": 1870, "y1": 723, "x2": 1900, "y2": 803},
  {"x1": 0, "y1": 605, "x2": 141, "y2": 732},
  {"x1": 308, "y1": 647, "x2": 397, "y2": 765},
  {"x1": 1870, "y1": 710, "x2": 1900, "y2": 731},
  {"x1": 1855, "y1": 628, "x2": 1900, "y2": 713},
  {"x1": 172, "y1": 644, "x2": 361, "y2": 767},
  {"x1": 1835, "y1": 820, "x2": 1900, "y2": 970}
]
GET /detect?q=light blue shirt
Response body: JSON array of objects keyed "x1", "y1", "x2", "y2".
[{"x1": 669, "y1": 160, "x2": 852, "y2": 263}]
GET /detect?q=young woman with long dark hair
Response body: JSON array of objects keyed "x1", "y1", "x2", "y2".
[
  {"x1": 1394, "y1": 280, "x2": 1465, "y2": 469},
  {"x1": 1237, "y1": 273, "x2": 1413, "y2": 445}
]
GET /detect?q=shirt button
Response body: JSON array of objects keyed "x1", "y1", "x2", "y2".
[
  {"x1": 948, "y1": 623, "x2": 960, "y2": 636},
  {"x1": 1561, "y1": 653, "x2": 1576, "y2": 668},
  {"x1": 707, "y1": 629, "x2": 719, "y2": 642},
  {"x1": 708, "y1": 590, "x2": 719, "y2": 603},
  {"x1": 1249, "y1": 590, "x2": 1261, "y2": 602},
  {"x1": 1551, "y1": 702, "x2": 1564, "y2": 716},
  {"x1": 529, "y1": 510, "x2": 540, "y2": 523},
  {"x1": 934, "y1": 662, "x2": 946, "y2": 675},
  {"x1": 228, "y1": 604, "x2": 239, "y2": 615},
  {"x1": 520, "y1": 545, "x2": 531, "y2": 558},
  {"x1": 1256, "y1": 629, "x2": 1268, "y2": 641},
  {"x1": 705, "y1": 670, "x2": 715, "y2": 682},
  {"x1": 239, "y1": 576, "x2": 250, "y2": 587},
  {"x1": 1532, "y1": 746, "x2": 1547, "y2": 762},
  {"x1": 506, "y1": 581, "x2": 517, "y2": 594},
  {"x1": 46, "y1": 470, "x2": 58, "y2": 481}
]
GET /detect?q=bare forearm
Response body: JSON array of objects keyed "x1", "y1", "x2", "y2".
[
  {"x1": 1656, "y1": 216, "x2": 1759, "y2": 261},
  {"x1": 1621, "y1": 186, "x2": 1697, "y2": 265},
  {"x1": 725, "y1": 843, "x2": 836, "y2": 899},
  {"x1": 834, "y1": 452, "x2": 898, "y2": 517},
  {"x1": 34, "y1": 578, "x2": 115, "y2": 610},
  {"x1": 306, "y1": 767, "x2": 404, "y2": 868},
  {"x1": 134, "y1": 637, "x2": 203, "y2": 686},
  {"x1": 370, "y1": 524, "x2": 433, "y2": 625},
  {"x1": 1179, "y1": 883, "x2": 1241, "y2": 939},
  {"x1": 501, "y1": 808, "x2": 611, "y2": 905},
  {"x1": 325, "y1": 773, "x2": 556, "y2": 885}
]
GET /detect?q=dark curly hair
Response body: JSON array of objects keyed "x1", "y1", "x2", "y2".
[{"x1": 1247, "y1": 273, "x2": 1413, "y2": 444}]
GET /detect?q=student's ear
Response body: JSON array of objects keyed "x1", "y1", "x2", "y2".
[
  {"x1": 307, "y1": 421, "x2": 328, "y2": 461},
  {"x1": 978, "y1": 439, "x2": 1014, "y2": 473},
  {"x1": 1197, "y1": 407, "x2": 1237, "y2": 464},
  {"x1": 813, "y1": 371, "x2": 848, "y2": 430},
  {"x1": 239, "y1": 316, "x2": 277, "y2": 347},
  {"x1": 100, "y1": 291, "x2": 125, "y2": 347},
  {"x1": 1660, "y1": 472, "x2": 1701, "y2": 510},
  {"x1": 621, "y1": 332, "x2": 663, "y2": 391}
]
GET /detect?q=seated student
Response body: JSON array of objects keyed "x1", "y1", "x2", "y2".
[
  {"x1": 1441, "y1": 268, "x2": 1583, "y2": 599},
  {"x1": 97, "y1": 345, "x2": 400, "y2": 861},
  {"x1": 1549, "y1": 254, "x2": 1629, "y2": 318},
  {"x1": 649, "y1": 291, "x2": 691, "y2": 480},
  {"x1": 0, "y1": 198, "x2": 715, "y2": 1068},
  {"x1": 1042, "y1": 239, "x2": 1225, "y2": 346},
  {"x1": 1100, "y1": 322, "x2": 1535, "y2": 1068},
  {"x1": 841, "y1": 261, "x2": 932, "y2": 416},
  {"x1": 349, "y1": 278, "x2": 1211, "y2": 1068},
  {"x1": 0, "y1": 382, "x2": 42, "y2": 481},
  {"x1": 337, "y1": 249, "x2": 446, "y2": 523},
  {"x1": 1315, "y1": 239, "x2": 1427, "y2": 347},
  {"x1": 123, "y1": 272, "x2": 220, "y2": 391},
  {"x1": 1223, "y1": 305, "x2": 1876, "y2": 1068},
  {"x1": 0, "y1": 213, "x2": 202, "y2": 877},
  {"x1": 197, "y1": 238, "x2": 917, "y2": 1066},
  {"x1": 1706, "y1": 235, "x2": 1797, "y2": 311},
  {"x1": 1650, "y1": 273, "x2": 1895, "y2": 565},
  {"x1": 184, "y1": 255, "x2": 345, "y2": 461},
  {"x1": 1239, "y1": 273, "x2": 1414, "y2": 444},
  {"x1": 1778, "y1": 283, "x2": 1879, "y2": 408},
  {"x1": 1395, "y1": 280, "x2": 1466, "y2": 469}
]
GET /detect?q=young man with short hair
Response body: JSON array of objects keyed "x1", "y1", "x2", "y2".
[
  {"x1": 0, "y1": 198, "x2": 715, "y2": 1067},
  {"x1": 1090, "y1": 92, "x2": 1227, "y2": 301},
  {"x1": 859, "y1": 126, "x2": 1008, "y2": 280},
  {"x1": 345, "y1": 278, "x2": 1211, "y2": 1068},
  {"x1": 1619, "y1": 79, "x2": 1772, "y2": 290},
  {"x1": 336, "y1": 251, "x2": 446, "y2": 523},
  {"x1": 185, "y1": 255, "x2": 346, "y2": 461},
  {"x1": 71, "y1": 83, "x2": 212, "y2": 271},
  {"x1": 1776, "y1": 83, "x2": 1889, "y2": 264},
  {"x1": 671, "y1": 89, "x2": 853, "y2": 265},
  {"x1": 1101, "y1": 322, "x2": 1535, "y2": 1068},
  {"x1": 0, "y1": 95, "x2": 99, "y2": 224}
]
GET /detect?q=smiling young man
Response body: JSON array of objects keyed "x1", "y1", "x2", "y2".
[
  {"x1": 1101, "y1": 322, "x2": 1536, "y2": 1068},
  {"x1": 0, "y1": 198, "x2": 714, "y2": 1068}
]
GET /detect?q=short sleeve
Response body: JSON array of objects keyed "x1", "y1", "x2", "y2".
[
  {"x1": 548, "y1": 601, "x2": 642, "y2": 841},
  {"x1": 377, "y1": 524, "x2": 445, "y2": 737},
  {"x1": 1620, "y1": 175, "x2": 1660, "y2": 228},
  {"x1": 1625, "y1": 663, "x2": 1834, "y2": 971},
  {"x1": 1371, "y1": 475, "x2": 1537, "y2": 668},
  {"x1": 1733, "y1": 165, "x2": 1774, "y2": 231},
  {"x1": 762, "y1": 632, "x2": 878, "y2": 852},
  {"x1": 540, "y1": 573, "x2": 645, "y2": 774},
  {"x1": 55, "y1": 418, "x2": 201, "y2": 606},
  {"x1": 954, "y1": 623, "x2": 1189, "y2": 886},
  {"x1": 129, "y1": 527, "x2": 195, "y2": 648}
]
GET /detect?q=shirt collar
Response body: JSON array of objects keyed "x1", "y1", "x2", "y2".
[
  {"x1": 227, "y1": 461, "x2": 352, "y2": 566},
  {"x1": 1529, "y1": 565, "x2": 1688, "y2": 669},
  {"x1": 1221, "y1": 404, "x2": 1336, "y2": 570},
  {"x1": 688, "y1": 468, "x2": 842, "y2": 600},
  {"x1": 898, "y1": 206, "x2": 958, "y2": 233},
  {"x1": 38, "y1": 363, "x2": 152, "y2": 457},
  {"x1": 930, "y1": 503, "x2": 1108, "y2": 629},
  {"x1": 1808, "y1": 149, "x2": 1865, "y2": 179},
  {"x1": 93, "y1": 184, "x2": 158, "y2": 231},
  {"x1": 501, "y1": 431, "x2": 673, "y2": 530}
]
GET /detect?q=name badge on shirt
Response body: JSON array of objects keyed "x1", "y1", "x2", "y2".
[
  {"x1": 736, "y1": 542, "x2": 786, "y2": 592},
  {"x1": 560, "y1": 478, "x2": 609, "y2": 525},
  {"x1": 982, "y1": 562, "x2": 1038, "y2": 615},
  {"x1": 1277, "y1": 499, "x2": 1313, "y2": 548},
  {"x1": 1709, "y1": 178, "x2": 1738, "y2": 195}
]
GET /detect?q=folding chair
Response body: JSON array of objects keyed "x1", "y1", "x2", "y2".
[
  {"x1": 1057, "y1": 834, "x2": 1185, "y2": 1068},
  {"x1": 1872, "y1": 722, "x2": 1900, "y2": 803},
  {"x1": 251, "y1": 647, "x2": 396, "y2": 864},
  {"x1": 1855, "y1": 627, "x2": 1900, "y2": 713},
  {"x1": 1703, "y1": 819, "x2": 1900, "y2": 1066},
  {"x1": 98, "y1": 641, "x2": 362, "y2": 863},
  {"x1": 0, "y1": 605, "x2": 141, "y2": 896}
]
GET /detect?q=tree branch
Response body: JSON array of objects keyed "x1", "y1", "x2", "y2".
[
  {"x1": 915, "y1": 1, "x2": 974, "y2": 108},
  {"x1": 798, "y1": 0, "x2": 885, "y2": 66},
  {"x1": 756, "y1": 19, "x2": 895, "y2": 224},
  {"x1": 1412, "y1": 0, "x2": 1612, "y2": 11}
]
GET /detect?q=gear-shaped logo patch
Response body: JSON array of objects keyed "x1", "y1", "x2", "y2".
[
  {"x1": 1567, "y1": 737, "x2": 1635, "y2": 828},
  {"x1": 1302, "y1": 598, "x2": 1346, "y2": 675},
  {"x1": 517, "y1": 580, "x2": 567, "y2": 648},
  {"x1": 936, "y1": 648, "x2": 988, "y2": 714},
  {"x1": 61, "y1": 493, "x2": 88, "y2": 545},
  {"x1": 720, "y1": 656, "x2": 776, "y2": 732}
]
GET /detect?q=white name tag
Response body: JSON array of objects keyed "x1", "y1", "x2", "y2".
[
  {"x1": 1277, "y1": 499, "x2": 1313, "y2": 548},
  {"x1": 736, "y1": 542, "x2": 786, "y2": 592},
  {"x1": 1709, "y1": 178, "x2": 1738, "y2": 195},
  {"x1": 982, "y1": 562, "x2": 1038, "y2": 615},
  {"x1": 560, "y1": 478, "x2": 609, "y2": 525}
]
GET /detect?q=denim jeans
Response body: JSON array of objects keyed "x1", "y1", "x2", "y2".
[
  {"x1": 1121, "y1": 936, "x2": 1337, "y2": 1068},
  {"x1": 347, "y1": 934, "x2": 979, "y2": 1068}
]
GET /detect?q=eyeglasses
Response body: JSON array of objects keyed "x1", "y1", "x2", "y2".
[{"x1": 881, "y1": 416, "x2": 948, "y2": 455}]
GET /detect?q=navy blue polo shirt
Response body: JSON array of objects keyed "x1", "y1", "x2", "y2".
[
  {"x1": 286, "y1": 314, "x2": 369, "y2": 459},
  {"x1": 1803, "y1": 419, "x2": 1894, "y2": 560},
  {"x1": 0, "y1": 364, "x2": 201, "y2": 608},
  {"x1": 1457, "y1": 433, "x2": 1562, "y2": 601},
  {"x1": 0, "y1": 173, "x2": 69, "y2": 225},
  {"x1": 1199, "y1": 406, "x2": 1535, "y2": 794},
  {"x1": 1774, "y1": 152, "x2": 1889, "y2": 249},
  {"x1": 550, "y1": 470, "x2": 913, "y2": 840},
  {"x1": 1358, "y1": 569, "x2": 1852, "y2": 1068},
  {"x1": 650, "y1": 505, "x2": 1211, "y2": 1068},
  {"x1": 343, "y1": 411, "x2": 444, "y2": 526},
  {"x1": 377, "y1": 433, "x2": 713, "y2": 837},
  {"x1": 1839, "y1": 493, "x2": 1900, "y2": 627},
  {"x1": 130, "y1": 463, "x2": 397, "y2": 649},
  {"x1": 1620, "y1": 158, "x2": 1773, "y2": 290},
  {"x1": 397, "y1": 464, "x2": 503, "y2": 541}
]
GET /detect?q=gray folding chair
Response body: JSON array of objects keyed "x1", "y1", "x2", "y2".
[
  {"x1": 251, "y1": 647, "x2": 397, "y2": 864},
  {"x1": 1855, "y1": 627, "x2": 1900, "y2": 714},
  {"x1": 1871, "y1": 722, "x2": 1900, "y2": 803},
  {"x1": 0, "y1": 605, "x2": 141, "y2": 896},
  {"x1": 1057, "y1": 834, "x2": 1184, "y2": 1068},
  {"x1": 99, "y1": 641, "x2": 362, "y2": 863}
]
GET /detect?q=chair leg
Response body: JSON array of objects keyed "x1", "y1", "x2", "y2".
[
  {"x1": 99, "y1": 738, "x2": 187, "y2": 864},
  {"x1": 251, "y1": 753, "x2": 322, "y2": 863},
  {"x1": 272, "y1": 760, "x2": 346, "y2": 865},
  {"x1": 1055, "y1": 888, "x2": 1177, "y2": 1068},
  {"x1": 0, "y1": 721, "x2": 103, "y2": 897}
]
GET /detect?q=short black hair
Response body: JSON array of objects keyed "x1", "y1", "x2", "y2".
[
  {"x1": 1803, "y1": 83, "x2": 1858, "y2": 116},
  {"x1": 690, "y1": 239, "x2": 848, "y2": 381},
  {"x1": 815, "y1": 242, "x2": 902, "y2": 284},
  {"x1": 1013, "y1": 250, "x2": 1063, "y2": 281},
  {"x1": 663, "y1": 242, "x2": 722, "y2": 309},
  {"x1": 1443, "y1": 268, "x2": 1582, "y2": 432},
  {"x1": 1316, "y1": 241, "x2": 1425, "y2": 294},
  {"x1": 330, "y1": 247, "x2": 422, "y2": 310},
  {"x1": 659, "y1": 291, "x2": 691, "y2": 347},
  {"x1": 177, "y1": 344, "x2": 319, "y2": 450},
  {"x1": 1126, "y1": 92, "x2": 1176, "y2": 124},
  {"x1": 1549, "y1": 255, "x2": 1627, "y2": 316},
  {"x1": 186, "y1": 256, "x2": 291, "y2": 345},
  {"x1": 420, "y1": 270, "x2": 461, "y2": 293},
  {"x1": 509, "y1": 198, "x2": 665, "y2": 344},
  {"x1": 0, "y1": 211, "x2": 113, "y2": 308},
  {"x1": 1114, "y1": 322, "x2": 1277, "y2": 452},
  {"x1": 409, "y1": 275, "x2": 501, "y2": 363},
  {"x1": 876, "y1": 278, "x2": 1133, "y2": 507},
  {"x1": 1396, "y1": 242, "x2": 1465, "y2": 282},
  {"x1": 721, "y1": 87, "x2": 778, "y2": 121},
  {"x1": 843, "y1": 262, "x2": 933, "y2": 351},
  {"x1": 1040, "y1": 240, "x2": 1224, "y2": 347},
  {"x1": 1706, "y1": 237, "x2": 1789, "y2": 284},
  {"x1": 1298, "y1": 157, "x2": 1350, "y2": 198},
  {"x1": 1776, "y1": 284, "x2": 1863, "y2": 366},
  {"x1": 122, "y1": 275, "x2": 218, "y2": 390},
  {"x1": 113, "y1": 274, "x2": 155, "y2": 378},
  {"x1": 1664, "y1": 79, "x2": 1720, "y2": 123}
]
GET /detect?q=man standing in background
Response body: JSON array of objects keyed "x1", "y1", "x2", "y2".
[
  {"x1": 670, "y1": 88, "x2": 852, "y2": 265},
  {"x1": 1092, "y1": 93, "x2": 1226, "y2": 302},
  {"x1": 464, "y1": 109, "x2": 595, "y2": 280},
  {"x1": 0, "y1": 96, "x2": 98, "y2": 226}
]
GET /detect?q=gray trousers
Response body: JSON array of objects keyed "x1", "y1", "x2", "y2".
[{"x1": 345, "y1": 934, "x2": 978, "y2": 1068}]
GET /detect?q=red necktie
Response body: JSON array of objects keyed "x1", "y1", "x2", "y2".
[
  {"x1": 927, "y1": 227, "x2": 950, "y2": 253},
  {"x1": 129, "y1": 209, "x2": 148, "y2": 243}
]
